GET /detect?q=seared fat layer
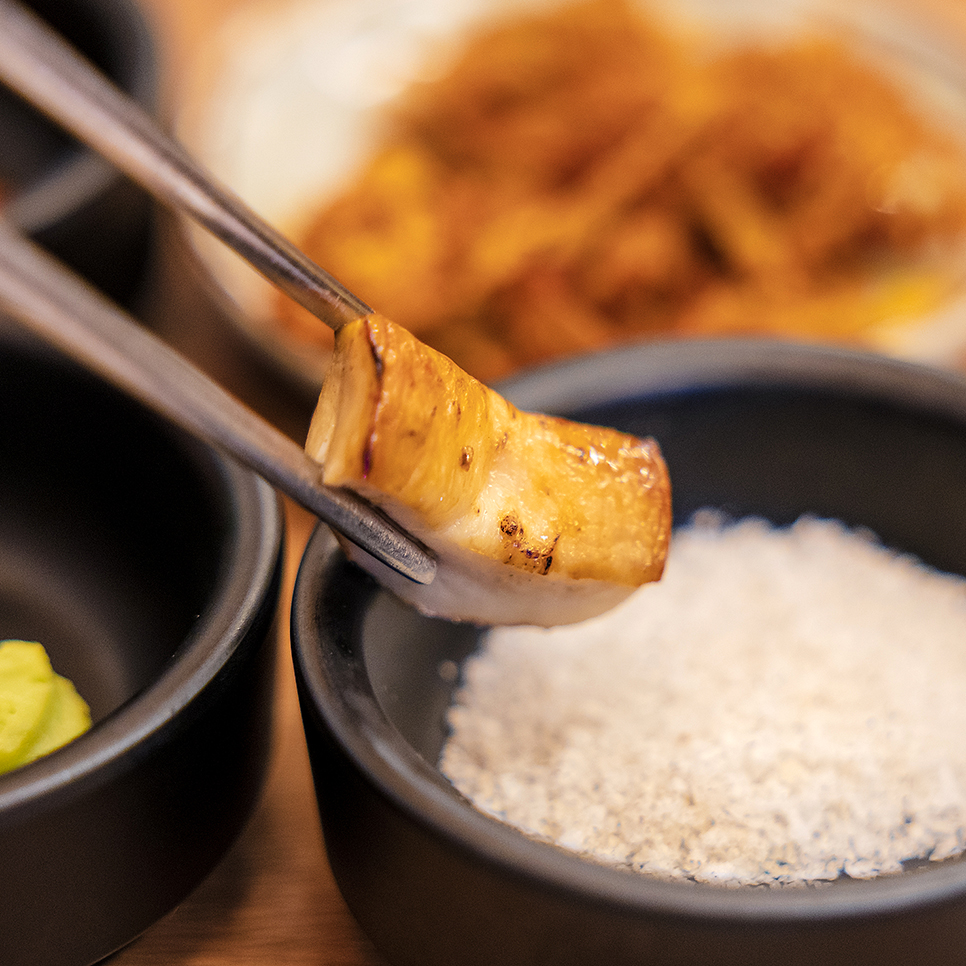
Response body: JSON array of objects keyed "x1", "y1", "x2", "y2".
[{"x1": 306, "y1": 314, "x2": 671, "y2": 625}]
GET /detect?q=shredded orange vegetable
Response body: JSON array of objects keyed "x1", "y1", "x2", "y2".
[{"x1": 277, "y1": 0, "x2": 966, "y2": 382}]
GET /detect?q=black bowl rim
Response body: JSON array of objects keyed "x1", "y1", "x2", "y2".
[
  {"x1": 0, "y1": 445, "x2": 284, "y2": 815},
  {"x1": 3, "y1": 0, "x2": 157, "y2": 233},
  {"x1": 293, "y1": 337, "x2": 966, "y2": 926}
]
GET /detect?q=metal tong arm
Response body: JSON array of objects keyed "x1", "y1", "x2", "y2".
[
  {"x1": 0, "y1": 221, "x2": 436, "y2": 585},
  {"x1": 0, "y1": 0, "x2": 368, "y2": 330}
]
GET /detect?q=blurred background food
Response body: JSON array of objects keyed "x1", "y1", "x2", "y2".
[
  {"x1": 169, "y1": 0, "x2": 966, "y2": 395},
  {"x1": 273, "y1": 0, "x2": 966, "y2": 382}
]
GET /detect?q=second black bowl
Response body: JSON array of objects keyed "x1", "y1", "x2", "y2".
[
  {"x1": 0, "y1": 325, "x2": 284, "y2": 966},
  {"x1": 293, "y1": 339, "x2": 966, "y2": 966}
]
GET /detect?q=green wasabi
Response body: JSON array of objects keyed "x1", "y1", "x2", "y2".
[{"x1": 0, "y1": 640, "x2": 91, "y2": 774}]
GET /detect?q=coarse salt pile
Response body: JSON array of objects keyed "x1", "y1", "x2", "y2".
[{"x1": 440, "y1": 514, "x2": 966, "y2": 886}]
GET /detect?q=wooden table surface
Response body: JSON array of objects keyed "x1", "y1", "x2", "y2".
[{"x1": 109, "y1": 0, "x2": 966, "y2": 963}]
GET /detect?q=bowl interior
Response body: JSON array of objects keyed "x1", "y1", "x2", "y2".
[{"x1": 0, "y1": 329, "x2": 229, "y2": 725}]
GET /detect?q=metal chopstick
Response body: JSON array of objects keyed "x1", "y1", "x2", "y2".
[
  {"x1": 0, "y1": 220, "x2": 436, "y2": 585},
  {"x1": 0, "y1": 0, "x2": 369, "y2": 330},
  {"x1": 0, "y1": 0, "x2": 436, "y2": 582}
]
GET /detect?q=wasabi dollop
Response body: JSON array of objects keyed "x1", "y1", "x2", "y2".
[{"x1": 0, "y1": 640, "x2": 91, "y2": 774}]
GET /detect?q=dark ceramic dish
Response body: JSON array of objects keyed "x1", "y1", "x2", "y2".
[
  {"x1": 1, "y1": 0, "x2": 156, "y2": 306},
  {"x1": 292, "y1": 339, "x2": 966, "y2": 966},
  {"x1": 0, "y1": 325, "x2": 284, "y2": 966}
]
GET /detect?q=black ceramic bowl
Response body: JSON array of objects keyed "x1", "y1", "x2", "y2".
[
  {"x1": 0, "y1": 325, "x2": 284, "y2": 966},
  {"x1": 1, "y1": 0, "x2": 156, "y2": 307},
  {"x1": 292, "y1": 339, "x2": 966, "y2": 966}
]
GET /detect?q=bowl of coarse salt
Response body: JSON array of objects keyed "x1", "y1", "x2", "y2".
[{"x1": 292, "y1": 338, "x2": 966, "y2": 966}]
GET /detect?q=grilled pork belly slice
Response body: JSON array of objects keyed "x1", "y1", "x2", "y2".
[{"x1": 305, "y1": 314, "x2": 671, "y2": 626}]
